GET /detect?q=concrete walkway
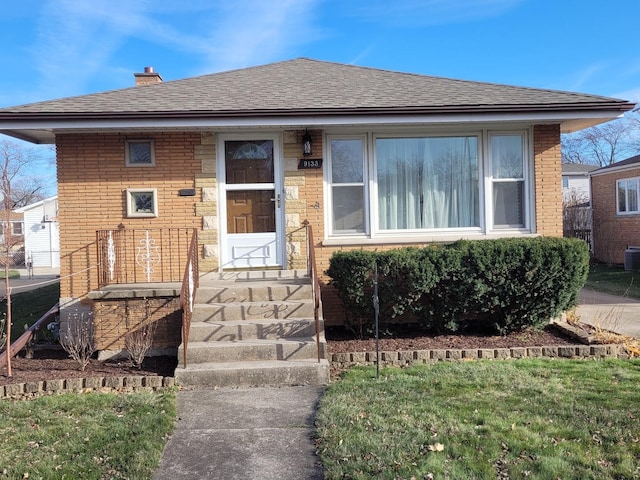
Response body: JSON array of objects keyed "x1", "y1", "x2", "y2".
[
  {"x1": 0, "y1": 267, "x2": 60, "y2": 296},
  {"x1": 576, "y1": 288, "x2": 640, "y2": 338},
  {"x1": 153, "y1": 386, "x2": 325, "y2": 480}
]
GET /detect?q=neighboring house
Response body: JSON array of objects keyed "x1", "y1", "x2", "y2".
[
  {"x1": 0, "y1": 210, "x2": 24, "y2": 265},
  {"x1": 0, "y1": 58, "x2": 634, "y2": 349},
  {"x1": 561, "y1": 163, "x2": 598, "y2": 246},
  {"x1": 15, "y1": 195, "x2": 60, "y2": 268},
  {"x1": 591, "y1": 154, "x2": 640, "y2": 264},
  {"x1": 562, "y1": 163, "x2": 597, "y2": 204}
]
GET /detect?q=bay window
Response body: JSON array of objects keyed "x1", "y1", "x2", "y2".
[{"x1": 326, "y1": 129, "x2": 531, "y2": 239}]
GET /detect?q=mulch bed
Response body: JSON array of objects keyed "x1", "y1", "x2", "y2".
[
  {"x1": 326, "y1": 324, "x2": 583, "y2": 354},
  {"x1": 1, "y1": 324, "x2": 585, "y2": 386}
]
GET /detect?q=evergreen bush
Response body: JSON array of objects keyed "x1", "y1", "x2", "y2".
[{"x1": 327, "y1": 237, "x2": 589, "y2": 336}]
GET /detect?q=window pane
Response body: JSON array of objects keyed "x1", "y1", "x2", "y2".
[
  {"x1": 618, "y1": 181, "x2": 627, "y2": 212},
  {"x1": 376, "y1": 136, "x2": 479, "y2": 229},
  {"x1": 227, "y1": 190, "x2": 275, "y2": 233},
  {"x1": 492, "y1": 135, "x2": 523, "y2": 179},
  {"x1": 331, "y1": 139, "x2": 363, "y2": 183},
  {"x1": 225, "y1": 140, "x2": 274, "y2": 184},
  {"x1": 629, "y1": 179, "x2": 639, "y2": 212},
  {"x1": 128, "y1": 142, "x2": 153, "y2": 164},
  {"x1": 493, "y1": 181, "x2": 524, "y2": 227},
  {"x1": 332, "y1": 186, "x2": 364, "y2": 232}
]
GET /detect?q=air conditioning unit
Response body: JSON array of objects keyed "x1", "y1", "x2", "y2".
[{"x1": 624, "y1": 246, "x2": 640, "y2": 271}]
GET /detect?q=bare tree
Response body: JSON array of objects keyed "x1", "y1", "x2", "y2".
[
  {"x1": 60, "y1": 311, "x2": 96, "y2": 372},
  {"x1": 0, "y1": 138, "x2": 49, "y2": 377},
  {"x1": 562, "y1": 110, "x2": 640, "y2": 166}
]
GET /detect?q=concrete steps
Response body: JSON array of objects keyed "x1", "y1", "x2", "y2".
[{"x1": 175, "y1": 270, "x2": 329, "y2": 388}]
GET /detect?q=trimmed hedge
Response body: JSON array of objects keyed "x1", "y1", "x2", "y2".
[{"x1": 326, "y1": 237, "x2": 589, "y2": 336}]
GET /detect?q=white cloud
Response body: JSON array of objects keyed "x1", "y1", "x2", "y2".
[
  {"x1": 26, "y1": 0, "x2": 322, "y2": 97},
  {"x1": 195, "y1": 0, "x2": 322, "y2": 74}
]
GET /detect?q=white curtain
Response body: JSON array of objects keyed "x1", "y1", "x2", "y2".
[{"x1": 377, "y1": 137, "x2": 479, "y2": 230}]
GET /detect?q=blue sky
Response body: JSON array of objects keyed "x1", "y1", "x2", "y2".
[{"x1": 1, "y1": 0, "x2": 640, "y2": 194}]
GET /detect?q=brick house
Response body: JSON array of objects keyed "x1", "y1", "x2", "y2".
[
  {"x1": 591, "y1": 155, "x2": 640, "y2": 264},
  {"x1": 0, "y1": 59, "x2": 634, "y2": 376}
]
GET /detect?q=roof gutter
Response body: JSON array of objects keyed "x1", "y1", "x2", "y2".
[{"x1": 0, "y1": 101, "x2": 634, "y2": 122}]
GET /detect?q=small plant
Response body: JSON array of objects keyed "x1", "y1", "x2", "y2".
[
  {"x1": 60, "y1": 310, "x2": 96, "y2": 371},
  {"x1": 124, "y1": 297, "x2": 158, "y2": 368},
  {"x1": 125, "y1": 320, "x2": 158, "y2": 368}
]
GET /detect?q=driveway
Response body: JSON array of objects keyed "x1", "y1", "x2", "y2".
[
  {"x1": 576, "y1": 288, "x2": 640, "y2": 338},
  {"x1": 0, "y1": 268, "x2": 60, "y2": 296}
]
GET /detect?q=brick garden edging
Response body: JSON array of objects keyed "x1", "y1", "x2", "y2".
[
  {"x1": 330, "y1": 344, "x2": 627, "y2": 370},
  {"x1": 1, "y1": 376, "x2": 175, "y2": 400}
]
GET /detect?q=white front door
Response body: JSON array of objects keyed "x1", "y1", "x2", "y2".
[{"x1": 219, "y1": 135, "x2": 283, "y2": 269}]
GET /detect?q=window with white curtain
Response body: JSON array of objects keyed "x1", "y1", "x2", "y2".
[
  {"x1": 491, "y1": 134, "x2": 526, "y2": 228},
  {"x1": 329, "y1": 138, "x2": 366, "y2": 233},
  {"x1": 326, "y1": 130, "x2": 531, "y2": 239},
  {"x1": 376, "y1": 136, "x2": 479, "y2": 230},
  {"x1": 617, "y1": 177, "x2": 640, "y2": 214}
]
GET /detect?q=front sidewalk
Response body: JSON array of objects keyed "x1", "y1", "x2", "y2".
[{"x1": 576, "y1": 288, "x2": 640, "y2": 338}]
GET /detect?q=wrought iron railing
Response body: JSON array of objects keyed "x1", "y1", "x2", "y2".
[
  {"x1": 96, "y1": 227, "x2": 195, "y2": 287},
  {"x1": 302, "y1": 220, "x2": 322, "y2": 363},
  {"x1": 180, "y1": 229, "x2": 199, "y2": 368}
]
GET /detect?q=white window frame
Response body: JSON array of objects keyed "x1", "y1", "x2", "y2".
[
  {"x1": 323, "y1": 128, "x2": 534, "y2": 243},
  {"x1": 11, "y1": 221, "x2": 23, "y2": 235},
  {"x1": 126, "y1": 139, "x2": 156, "y2": 167},
  {"x1": 486, "y1": 131, "x2": 531, "y2": 232},
  {"x1": 126, "y1": 188, "x2": 158, "y2": 218},
  {"x1": 617, "y1": 177, "x2": 640, "y2": 214},
  {"x1": 371, "y1": 132, "x2": 484, "y2": 236},
  {"x1": 325, "y1": 134, "x2": 369, "y2": 236}
]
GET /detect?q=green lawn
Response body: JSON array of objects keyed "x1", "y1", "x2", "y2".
[
  {"x1": 585, "y1": 264, "x2": 640, "y2": 299},
  {"x1": 0, "y1": 390, "x2": 176, "y2": 479},
  {"x1": 316, "y1": 360, "x2": 640, "y2": 479},
  {"x1": 1, "y1": 283, "x2": 60, "y2": 342}
]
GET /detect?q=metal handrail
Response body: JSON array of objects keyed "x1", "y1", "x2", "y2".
[
  {"x1": 302, "y1": 220, "x2": 322, "y2": 363},
  {"x1": 179, "y1": 229, "x2": 199, "y2": 368},
  {"x1": 96, "y1": 227, "x2": 194, "y2": 288},
  {"x1": 0, "y1": 303, "x2": 59, "y2": 369}
]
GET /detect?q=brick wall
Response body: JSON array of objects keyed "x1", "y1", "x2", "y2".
[
  {"x1": 591, "y1": 166, "x2": 640, "y2": 264},
  {"x1": 92, "y1": 296, "x2": 182, "y2": 351},
  {"x1": 57, "y1": 132, "x2": 203, "y2": 300},
  {"x1": 533, "y1": 124, "x2": 563, "y2": 237},
  {"x1": 57, "y1": 125, "x2": 564, "y2": 330}
]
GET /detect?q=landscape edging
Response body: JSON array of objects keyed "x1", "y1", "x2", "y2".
[
  {"x1": 1, "y1": 375, "x2": 175, "y2": 400},
  {"x1": 329, "y1": 343, "x2": 628, "y2": 369}
]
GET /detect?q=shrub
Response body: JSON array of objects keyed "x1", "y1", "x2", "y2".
[{"x1": 327, "y1": 237, "x2": 590, "y2": 336}]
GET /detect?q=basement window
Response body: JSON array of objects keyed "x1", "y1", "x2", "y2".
[
  {"x1": 126, "y1": 188, "x2": 158, "y2": 217},
  {"x1": 126, "y1": 139, "x2": 155, "y2": 166}
]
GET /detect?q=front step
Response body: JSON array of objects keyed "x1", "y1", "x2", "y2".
[
  {"x1": 178, "y1": 338, "x2": 325, "y2": 365},
  {"x1": 174, "y1": 359, "x2": 330, "y2": 388},
  {"x1": 176, "y1": 269, "x2": 329, "y2": 387},
  {"x1": 188, "y1": 318, "x2": 321, "y2": 342},
  {"x1": 192, "y1": 300, "x2": 315, "y2": 322}
]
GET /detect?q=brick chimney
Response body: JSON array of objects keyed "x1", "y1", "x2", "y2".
[{"x1": 134, "y1": 66, "x2": 163, "y2": 86}]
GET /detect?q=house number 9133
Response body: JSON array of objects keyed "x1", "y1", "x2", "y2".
[{"x1": 298, "y1": 158, "x2": 323, "y2": 169}]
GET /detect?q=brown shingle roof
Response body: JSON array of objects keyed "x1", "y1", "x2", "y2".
[{"x1": 0, "y1": 58, "x2": 634, "y2": 117}]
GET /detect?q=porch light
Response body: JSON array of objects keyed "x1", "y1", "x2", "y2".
[{"x1": 302, "y1": 129, "x2": 312, "y2": 156}]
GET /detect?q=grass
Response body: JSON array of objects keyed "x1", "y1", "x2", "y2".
[
  {"x1": 1, "y1": 283, "x2": 60, "y2": 342},
  {"x1": 0, "y1": 390, "x2": 176, "y2": 479},
  {"x1": 0, "y1": 270, "x2": 20, "y2": 280},
  {"x1": 316, "y1": 360, "x2": 640, "y2": 479},
  {"x1": 585, "y1": 263, "x2": 640, "y2": 299}
]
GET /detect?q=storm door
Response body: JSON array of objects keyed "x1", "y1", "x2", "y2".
[{"x1": 220, "y1": 136, "x2": 283, "y2": 269}]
